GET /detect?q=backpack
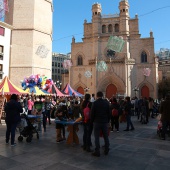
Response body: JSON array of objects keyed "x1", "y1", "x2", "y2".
[
  {"x1": 83, "y1": 103, "x2": 90, "y2": 123},
  {"x1": 112, "y1": 109, "x2": 118, "y2": 116}
]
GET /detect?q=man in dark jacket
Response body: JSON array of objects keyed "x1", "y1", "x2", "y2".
[
  {"x1": 91, "y1": 91, "x2": 111, "y2": 157},
  {"x1": 159, "y1": 94, "x2": 170, "y2": 140},
  {"x1": 5, "y1": 94, "x2": 23, "y2": 146}
]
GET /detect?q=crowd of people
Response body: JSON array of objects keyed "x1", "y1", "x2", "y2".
[{"x1": 4, "y1": 92, "x2": 170, "y2": 156}]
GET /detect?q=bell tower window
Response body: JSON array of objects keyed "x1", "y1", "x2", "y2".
[
  {"x1": 102, "y1": 25, "x2": 106, "y2": 33},
  {"x1": 108, "y1": 24, "x2": 113, "y2": 33},
  {"x1": 77, "y1": 56, "x2": 83, "y2": 65},
  {"x1": 141, "y1": 51, "x2": 147, "y2": 63},
  {"x1": 115, "y1": 24, "x2": 119, "y2": 32}
]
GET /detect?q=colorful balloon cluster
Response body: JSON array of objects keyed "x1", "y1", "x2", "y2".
[{"x1": 21, "y1": 74, "x2": 53, "y2": 92}]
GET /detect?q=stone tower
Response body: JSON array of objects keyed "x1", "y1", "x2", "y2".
[
  {"x1": 5, "y1": 0, "x2": 53, "y2": 86},
  {"x1": 91, "y1": 3, "x2": 102, "y2": 60},
  {"x1": 119, "y1": 0, "x2": 130, "y2": 35}
]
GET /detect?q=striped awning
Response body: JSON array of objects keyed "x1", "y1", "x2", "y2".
[
  {"x1": 25, "y1": 86, "x2": 50, "y2": 96},
  {"x1": 0, "y1": 76, "x2": 28, "y2": 95}
]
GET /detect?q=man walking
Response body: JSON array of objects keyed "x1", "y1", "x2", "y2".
[{"x1": 91, "y1": 91, "x2": 111, "y2": 157}]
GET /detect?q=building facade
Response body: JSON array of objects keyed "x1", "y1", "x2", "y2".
[
  {"x1": 0, "y1": 21, "x2": 13, "y2": 81},
  {"x1": 5, "y1": 0, "x2": 53, "y2": 87},
  {"x1": 156, "y1": 48, "x2": 170, "y2": 81},
  {"x1": 70, "y1": 0, "x2": 158, "y2": 99},
  {"x1": 52, "y1": 52, "x2": 71, "y2": 89}
]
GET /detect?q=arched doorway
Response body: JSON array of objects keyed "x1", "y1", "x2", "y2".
[
  {"x1": 141, "y1": 85, "x2": 149, "y2": 99},
  {"x1": 77, "y1": 86, "x2": 84, "y2": 95},
  {"x1": 106, "y1": 84, "x2": 117, "y2": 99}
]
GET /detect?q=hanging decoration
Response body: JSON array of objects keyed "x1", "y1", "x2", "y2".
[
  {"x1": 62, "y1": 60, "x2": 72, "y2": 69},
  {"x1": 84, "y1": 71, "x2": 92, "y2": 78},
  {"x1": 21, "y1": 74, "x2": 53, "y2": 92},
  {"x1": 0, "y1": 0, "x2": 9, "y2": 19},
  {"x1": 107, "y1": 36, "x2": 125, "y2": 53},
  {"x1": 36, "y1": 45, "x2": 50, "y2": 58},
  {"x1": 96, "y1": 61, "x2": 108, "y2": 72},
  {"x1": 143, "y1": 68, "x2": 151, "y2": 77}
]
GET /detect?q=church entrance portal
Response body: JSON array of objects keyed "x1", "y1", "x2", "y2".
[
  {"x1": 106, "y1": 84, "x2": 117, "y2": 99},
  {"x1": 141, "y1": 85, "x2": 149, "y2": 99},
  {"x1": 77, "y1": 86, "x2": 84, "y2": 95}
]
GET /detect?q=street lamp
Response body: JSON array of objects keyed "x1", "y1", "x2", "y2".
[
  {"x1": 132, "y1": 86, "x2": 139, "y2": 97},
  {"x1": 84, "y1": 87, "x2": 90, "y2": 94}
]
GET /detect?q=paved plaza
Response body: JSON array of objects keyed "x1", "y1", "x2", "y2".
[{"x1": 0, "y1": 116, "x2": 170, "y2": 170}]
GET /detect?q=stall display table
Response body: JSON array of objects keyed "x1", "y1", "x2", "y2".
[{"x1": 55, "y1": 119, "x2": 81, "y2": 145}]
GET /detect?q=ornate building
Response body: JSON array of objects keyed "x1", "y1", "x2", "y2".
[
  {"x1": 70, "y1": 0, "x2": 158, "y2": 99},
  {"x1": 5, "y1": 0, "x2": 53, "y2": 87}
]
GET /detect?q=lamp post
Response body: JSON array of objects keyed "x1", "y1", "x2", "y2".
[
  {"x1": 84, "y1": 87, "x2": 90, "y2": 94},
  {"x1": 132, "y1": 86, "x2": 139, "y2": 97}
]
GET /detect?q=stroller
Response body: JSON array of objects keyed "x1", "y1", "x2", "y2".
[
  {"x1": 157, "y1": 120, "x2": 162, "y2": 138},
  {"x1": 157, "y1": 120, "x2": 170, "y2": 139},
  {"x1": 17, "y1": 114, "x2": 39, "y2": 143}
]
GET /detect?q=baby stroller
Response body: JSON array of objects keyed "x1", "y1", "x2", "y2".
[
  {"x1": 157, "y1": 120, "x2": 170, "y2": 139},
  {"x1": 17, "y1": 114, "x2": 39, "y2": 143},
  {"x1": 157, "y1": 120, "x2": 162, "y2": 138}
]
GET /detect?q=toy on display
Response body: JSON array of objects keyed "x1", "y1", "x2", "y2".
[{"x1": 21, "y1": 74, "x2": 53, "y2": 93}]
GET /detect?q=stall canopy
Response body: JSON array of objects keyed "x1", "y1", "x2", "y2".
[
  {"x1": 62, "y1": 83, "x2": 83, "y2": 97},
  {"x1": 25, "y1": 86, "x2": 50, "y2": 96},
  {"x1": 0, "y1": 76, "x2": 28, "y2": 95},
  {"x1": 52, "y1": 84, "x2": 68, "y2": 97}
]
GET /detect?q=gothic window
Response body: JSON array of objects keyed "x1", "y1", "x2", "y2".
[
  {"x1": 108, "y1": 24, "x2": 113, "y2": 33},
  {"x1": 115, "y1": 24, "x2": 119, "y2": 32},
  {"x1": 77, "y1": 56, "x2": 83, "y2": 65},
  {"x1": 141, "y1": 51, "x2": 147, "y2": 63},
  {"x1": 102, "y1": 25, "x2": 106, "y2": 33}
]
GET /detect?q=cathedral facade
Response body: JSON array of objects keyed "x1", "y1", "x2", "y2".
[{"x1": 70, "y1": 0, "x2": 158, "y2": 99}]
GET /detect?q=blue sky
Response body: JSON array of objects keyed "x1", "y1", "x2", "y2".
[{"x1": 52, "y1": 0, "x2": 170, "y2": 54}]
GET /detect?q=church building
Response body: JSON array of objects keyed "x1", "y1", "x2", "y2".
[{"x1": 70, "y1": 0, "x2": 158, "y2": 99}]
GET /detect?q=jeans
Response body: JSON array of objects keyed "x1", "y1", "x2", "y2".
[
  {"x1": 28, "y1": 110, "x2": 32, "y2": 115},
  {"x1": 6, "y1": 122, "x2": 17, "y2": 145},
  {"x1": 46, "y1": 110, "x2": 51, "y2": 124},
  {"x1": 126, "y1": 115, "x2": 134, "y2": 130},
  {"x1": 94, "y1": 122, "x2": 110, "y2": 153},
  {"x1": 111, "y1": 116, "x2": 119, "y2": 131},
  {"x1": 83, "y1": 123, "x2": 92, "y2": 149},
  {"x1": 135, "y1": 108, "x2": 139, "y2": 118},
  {"x1": 42, "y1": 112, "x2": 47, "y2": 130}
]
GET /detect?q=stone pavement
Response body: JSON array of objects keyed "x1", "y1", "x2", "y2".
[{"x1": 0, "y1": 116, "x2": 170, "y2": 170}]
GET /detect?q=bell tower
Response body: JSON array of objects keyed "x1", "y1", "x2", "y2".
[
  {"x1": 5, "y1": 0, "x2": 53, "y2": 86},
  {"x1": 119, "y1": 0, "x2": 130, "y2": 36},
  {"x1": 92, "y1": 3, "x2": 102, "y2": 36}
]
